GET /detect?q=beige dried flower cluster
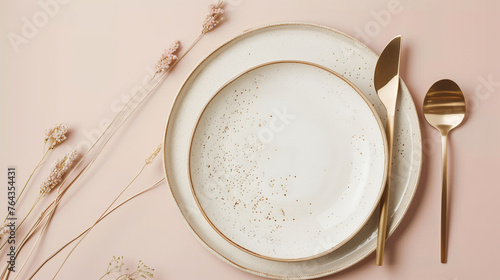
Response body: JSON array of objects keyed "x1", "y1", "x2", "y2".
[
  {"x1": 202, "y1": 1, "x2": 225, "y2": 34},
  {"x1": 40, "y1": 149, "x2": 78, "y2": 196},
  {"x1": 128, "y1": 260, "x2": 154, "y2": 279},
  {"x1": 100, "y1": 256, "x2": 154, "y2": 280},
  {"x1": 145, "y1": 144, "x2": 162, "y2": 165},
  {"x1": 155, "y1": 41, "x2": 180, "y2": 74},
  {"x1": 44, "y1": 123, "x2": 69, "y2": 149}
]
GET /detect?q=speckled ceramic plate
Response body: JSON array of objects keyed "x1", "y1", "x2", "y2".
[
  {"x1": 163, "y1": 23, "x2": 422, "y2": 279},
  {"x1": 188, "y1": 61, "x2": 387, "y2": 261}
]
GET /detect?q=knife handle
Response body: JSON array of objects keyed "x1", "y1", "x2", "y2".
[{"x1": 376, "y1": 116, "x2": 394, "y2": 266}]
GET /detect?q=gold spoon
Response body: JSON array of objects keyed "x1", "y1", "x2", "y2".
[{"x1": 423, "y1": 79, "x2": 466, "y2": 263}]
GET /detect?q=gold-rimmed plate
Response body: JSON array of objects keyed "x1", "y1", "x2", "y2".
[
  {"x1": 188, "y1": 60, "x2": 388, "y2": 261},
  {"x1": 163, "y1": 23, "x2": 422, "y2": 279}
]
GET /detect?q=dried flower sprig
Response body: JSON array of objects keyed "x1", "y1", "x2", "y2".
[
  {"x1": 122, "y1": 260, "x2": 154, "y2": 280},
  {"x1": 99, "y1": 257, "x2": 154, "y2": 280},
  {"x1": 17, "y1": 149, "x2": 78, "y2": 233},
  {"x1": 44, "y1": 123, "x2": 69, "y2": 149},
  {"x1": 0, "y1": 148, "x2": 78, "y2": 253},
  {"x1": 1, "y1": 2, "x2": 229, "y2": 278},
  {"x1": 99, "y1": 256, "x2": 126, "y2": 280},
  {"x1": 0, "y1": 150, "x2": 79, "y2": 280},
  {"x1": 155, "y1": 41, "x2": 180, "y2": 74},
  {"x1": 202, "y1": 1, "x2": 225, "y2": 34},
  {"x1": 3, "y1": 123, "x2": 70, "y2": 224},
  {"x1": 40, "y1": 149, "x2": 78, "y2": 196}
]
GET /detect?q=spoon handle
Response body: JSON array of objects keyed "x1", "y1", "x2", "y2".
[{"x1": 441, "y1": 133, "x2": 448, "y2": 263}]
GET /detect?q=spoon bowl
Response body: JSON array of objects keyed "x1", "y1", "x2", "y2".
[
  {"x1": 423, "y1": 79, "x2": 466, "y2": 264},
  {"x1": 424, "y1": 79, "x2": 466, "y2": 133}
]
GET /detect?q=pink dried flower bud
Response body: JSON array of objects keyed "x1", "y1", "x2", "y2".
[
  {"x1": 40, "y1": 149, "x2": 78, "y2": 196},
  {"x1": 44, "y1": 123, "x2": 69, "y2": 149},
  {"x1": 202, "y1": 1, "x2": 225, "y2": 34},
  {"x1": 155, "y1": 41, "x2": 180, "y2": 74}
]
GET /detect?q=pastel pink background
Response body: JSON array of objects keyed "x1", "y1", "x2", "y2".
[{"x1": 1, "y1": 0, "x2": 499, "y2": 279}]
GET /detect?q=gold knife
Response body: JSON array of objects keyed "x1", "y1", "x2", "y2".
[{"x1": 374, "y1": 35, "x2": 402, "y2": 266}]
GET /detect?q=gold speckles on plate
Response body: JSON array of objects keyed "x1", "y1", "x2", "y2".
[{"x1": 188, "y1": 61, "x2": 387, "y2": 261}]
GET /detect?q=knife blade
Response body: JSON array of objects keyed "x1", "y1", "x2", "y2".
[{"x1": 374, "y1": 35, "x2": 402, "y2": 266}]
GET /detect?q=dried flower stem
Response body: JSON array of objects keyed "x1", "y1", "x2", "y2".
[
  {"x1": 117, "y1": 260, "x2": 154, "y2": 280},
  {"x1": 10, "y1": 194, "x2": 41, "y2": 236},
  {"x1": 12, "y1": 205, "x2": 55, "y2": 280},
  {"x1": 3, "y1": 149, "x2": 49, "y2": 224},
  {"x1": 1, "y1": 124, "x2": 67, "y2": 224},
  {"x1": 27, "y1": 178, "x2": 164, "y2": 280},
  {"x1": 52, "y1": 145, "x2": 162, "y2": 279},
  {"x1": 0, "y1": 148, "x2": 77, "y2": 251},
  {"x1": 46, "y1": 64, "x2": 167, "y2": 202},
  {"x1": 0, "y1": 75, "x2": 166, "y2": 278},
  {"x1": 98, "y1": 256, "x2": 125, "y2": 280},
  {"x1": 0, "y1": 156, "x2": 96, "y2": 280},
  {"x1": 18, "y1": 76, "x2": 167, "y2": 278},
  {"x1": 54, "y1": 168, "x2": 143, "y2": 276},
  {"x1": 1, "y1": 196, "x2": 60, "y2": 280},
  {"x1": 0, "y1": 194, "x2": 41, "y2": 252}
]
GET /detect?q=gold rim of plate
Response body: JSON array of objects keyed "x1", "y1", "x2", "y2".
[
  {"x1": 162, "y1": 22, "x2": 423, "y2": 279},
  {"x1": 186, "y1": 60, "x2": 389, "y2": 262}
]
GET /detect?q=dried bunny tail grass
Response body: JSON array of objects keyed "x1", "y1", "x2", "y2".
[
  {"x1": 155, "y1": 41, "x2": 180, "y2": 74},
  {"x1": 3, "y1": 123, "x2": 66, "y2": 223},
  {"x1": 202, "y1": 1, "x2": 225, "y2": 34},
  {"x1": 44, "y1": 123, "x2": 69, "y2": 149},
  {"x1": 40, "y1": 149, "x2": 78, "y2": 196},
  {"x1": 145, "y1": 144, "x2": 162, "y2": 165}
]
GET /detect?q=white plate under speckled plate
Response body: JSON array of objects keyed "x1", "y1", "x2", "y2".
[
  {"x1": 163, "y1": 23, "x2": 422, "y2": 279},
  {"x1": 188, "y1": 61, "x2": 388, "y2": 262}
]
